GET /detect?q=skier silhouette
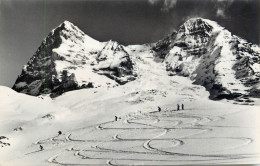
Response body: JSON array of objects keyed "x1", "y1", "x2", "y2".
[
  {"x1": 182, "y1": 104, "x2": 184, "y2": 110},
  {"x1": 58, "y1": 131, "x2": 62, "y2": 135},
  {"x1": 158, "y1": 106, "x2": 161, "y2": 112},
  {"x1": 39, "y1": 145, "x2": 43, "y2": 151},
  {"x1": 115, "y1": 116, "x2": 118, "y2": 121},
  {"x1": 177, "y1": 104, "x2": 180, "y2": 111}
]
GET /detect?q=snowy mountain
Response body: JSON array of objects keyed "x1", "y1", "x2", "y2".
[
  {"x1": 154, "y1": 18, "x2": 260, "y2": 99},
  {"x1": 94, "y1": 40, "x2": 136, "y2": 84},
  {"x1": 13, "y1": 18, "x2": 260, "y2": 99},
  {"x1": 12, "y1": 21, "x2": 135, "y2": 97}
]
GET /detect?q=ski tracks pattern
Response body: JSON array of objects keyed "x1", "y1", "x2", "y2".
[{"x1": 31, "y1": 109, "x2": 258, "y2": 165}]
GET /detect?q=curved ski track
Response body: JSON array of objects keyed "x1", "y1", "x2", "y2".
[{"x1": 30, "y1": 109, "x2": 258, "y2": 165}]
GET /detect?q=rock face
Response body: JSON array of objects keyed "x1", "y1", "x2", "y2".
[
  {"x1": 13, "y1": 18, "x2": 260, "y2": 99},
  {"x1": 12, "y1": 21, "x2": 135, "y2": 97},
  {"x1": 153, "y1": 18, "x2": 260, "y2": 99},
  {"x1": 94, "y1": 40, "x2": 136, "y2": 84}
]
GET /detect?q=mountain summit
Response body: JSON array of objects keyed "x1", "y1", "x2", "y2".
[
  {"x1": 12, "y1": 21, "x2": 135, "y2": 97},
  {"x1": 13, "y1": 18, "x2": 260, "y2": 99},
  {"x1": 154, "y1": 18, "x2": 260, "y2": 99}
]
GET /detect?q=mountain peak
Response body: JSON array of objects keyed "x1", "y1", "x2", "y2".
[
  {"x1": 184, "y1": 17, "x2": 204, "y2": 22},
  {"x1": 185, "y1": 17, "x2": 224, "y2": 32},
  {"x1": 61, "y1": 20, "x2": 77, "y2": 30},
  {"x1": 63, "y1": 20, "x2": 74, "y2": 25},
  {"x1": 51, "y1": 20, "x2": 85, "y2": 37},
  {"x1": 179, "y1": 17, "x2": 212, "y2": 34},
  {"x1": 183, "y1": 17, "x2": 216, "y2": 26}
]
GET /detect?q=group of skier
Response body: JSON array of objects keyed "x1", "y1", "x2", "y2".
[
  {"x1": 177, "y1": 104, "x2": 184, "y2": 111},
  {"x1": 158, "y1": 103, "x2": 184, "y2": 112},
  {"x1": 39, "y1": 131, "x2": 62, "y2": 151}
]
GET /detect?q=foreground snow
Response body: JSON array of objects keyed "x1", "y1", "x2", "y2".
[{"x1": 1, "y1": 47, "x2": 260, "y2": 165}]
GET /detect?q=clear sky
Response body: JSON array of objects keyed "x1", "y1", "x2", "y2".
[{"x1": 0, "y1": 0, "x2": 259, "y2": 87}]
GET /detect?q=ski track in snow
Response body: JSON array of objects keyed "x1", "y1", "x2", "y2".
[{"x1": 29, "y1": 109, "x2": 259, "y2": 165}]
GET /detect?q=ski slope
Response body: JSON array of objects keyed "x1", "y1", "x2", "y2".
[{"x1": 0, "y1": 46, "x2": 260, "y2": 165}]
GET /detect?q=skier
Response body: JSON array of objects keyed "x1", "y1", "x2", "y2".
[
  {"x1": 177, "y1": 104, "x2": 180, "y2": 111},
  {"x1": 58, "y1": 131, "x2": 62, "y2": 135},
  {"x1": 40, "y1": 145, "x2": 43, "y2": 151},
  {"x1": 115, "y1": 116, "x2": 118, "y2": 121},
  {"x1": 182, "y1": 104, "x2": 184, "y2": 110},
  {"x1": 158, "y1": 106, "x2": 161, "y2": 112}
]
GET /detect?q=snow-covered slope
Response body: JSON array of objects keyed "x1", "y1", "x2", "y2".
[
  {"x1": 12, "y1": 21, "x2": 135, "y2": 97},
  {"x1": 154, "y1": 18, "x2": 260, "y2": 99},
  {"x1": 2, "y1": 17, "x2": 260, "y2": 166},
  {"x1": 1, "y1": 49, "x2": 260, "y2": 164}
]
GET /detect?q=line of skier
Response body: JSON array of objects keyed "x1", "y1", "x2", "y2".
[{"x1": 114, "y1": 104, "x2": 185, "y2": 122}]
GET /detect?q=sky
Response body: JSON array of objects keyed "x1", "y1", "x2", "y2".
[{"x1": 0, "y1": 0, "x2": 259, "y2": 87}]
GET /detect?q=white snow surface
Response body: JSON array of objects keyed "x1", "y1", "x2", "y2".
[{"x1": 1, "y1": 45, "x2": 260, "y2": 165}]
